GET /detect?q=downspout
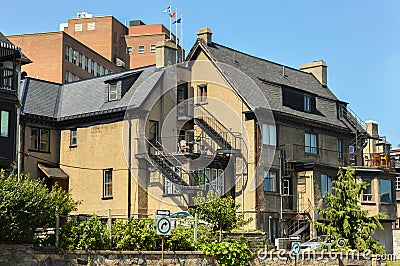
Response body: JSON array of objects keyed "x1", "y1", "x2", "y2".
[
  {"x1": 255, "y1": 121, "x2": 261, "y2": 230},
  {"x1": 279, "y1": 151, "x2": 283, "y2": 237},
  {"x1": 127, "y1": 117, "x2": 132, "y2": 219}
]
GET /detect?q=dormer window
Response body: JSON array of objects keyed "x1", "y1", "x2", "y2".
[
  {"x1": 108, "y1": 84, "x2": 117, "y2": 101},
  {"x1": 304, "y1": 94, "x2": 311, "y2": 112}
]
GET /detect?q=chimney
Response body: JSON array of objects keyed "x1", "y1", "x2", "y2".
[
  {"x1": 156, "y1": 40, "x2": 177, "y2": 68},
  {"x1": 299, "y1": 60, "x2": 328, "y2": 87},
  {"x1": 365, "y1": 120, "x2": 379, "y2": 138},
  {"x1": 197, "y1": 27, "x2": 212, "y2": 44}
]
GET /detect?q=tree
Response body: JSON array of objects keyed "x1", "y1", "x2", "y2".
[
  {"x1": 190, "y1": 190, "x2": 252, "y2": 241},
  {"x1": 0, "y1": 170, "x2": 79, "y2": 243},
  {"x1": 313, "y1": 167, "x2": 386, "y2": 254}
]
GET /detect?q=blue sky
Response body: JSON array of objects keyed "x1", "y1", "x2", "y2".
[{"x1": 2, "y1": 0, "x2": 399, "y2": 145}]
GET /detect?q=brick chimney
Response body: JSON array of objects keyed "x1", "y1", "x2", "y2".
[
  {"x1": 197, "y1": 28, "x2": 212, "y2": 44},
  {"x1": 365, "y1": 120, "x2": 379, "y2": 138},
  {"x1": 156, "y1": 40, "x2": 177, "y2": 68},
  {"x1": 300, "y1": 60, "x2": 328, "y2": 87}
]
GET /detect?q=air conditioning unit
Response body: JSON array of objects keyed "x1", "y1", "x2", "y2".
[{"x1": 115, "y1": 58, "x2": 126, "y2": 68}]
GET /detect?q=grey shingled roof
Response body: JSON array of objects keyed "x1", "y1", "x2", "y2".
[
  {"x1": 201, "y1": 42, "x2": 347, "y2": 129},
  {"x1": 22, "y1": 65, "x2": 163, "y2": 120}
]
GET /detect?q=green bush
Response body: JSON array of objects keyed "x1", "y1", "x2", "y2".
[
  {"x1": 112, "y1": 219, "x2": 156, "y2": 250},
  {"x1": 0, "y1": 170, "x2": 79, "y2": 244},
  {"x1": 59, "y1": 215, "x2": 110, "y2": 250},
  {"x1": 200, "y1": 240, "x2": 253, "y2": 266}
]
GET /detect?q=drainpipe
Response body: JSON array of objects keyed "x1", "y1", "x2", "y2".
[
  {"x1": 127, "y1": 117, "x2": 132, "y2": 219},
  {"x1": 279, "y1": 151, "x2": 283, "y2": 237}
]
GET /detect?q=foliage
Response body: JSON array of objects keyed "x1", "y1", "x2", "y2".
[
  {"x1": 313, "y1": 167, "x2": 386, "y2": 254},
  {"x1": 0, "y1": 170, "x2": 79, "y2": 244},
  {"x1": 200, "y1": 240, "x2": 252, "y2": 266},
  {"x1": 112, "y1": 219, "x2": 156, "y2": 250},
  {"x1": 190, "y1": 190, "x2": 252, "y2": 241},
  {"x1": 59, "y1": 215, "x2": 110, "y2": 250}
]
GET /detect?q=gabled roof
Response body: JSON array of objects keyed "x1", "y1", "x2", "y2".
[
  {"x1": 0, "y1": 32, "x2": 31, "y2": 64},
  {"x1": 21, "y1": 65, "x2": 164, "y2": 121},
  {"x1": 187, "y1": 40, "x2": 348, "y2": 130}
]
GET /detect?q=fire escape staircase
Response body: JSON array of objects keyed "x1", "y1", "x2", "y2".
[
  {"x1": 339, "y1": 106, "x2": 370, "y2": 155},
  {"x1": 193, "y1": 105, "x2": 240, "y2": 155},
  {"x1": 146, "y1": 139, "x2": 198, "y2": 192},
  {"x1": 287, "y1": 201, "x2": 312, "y2": 237}
]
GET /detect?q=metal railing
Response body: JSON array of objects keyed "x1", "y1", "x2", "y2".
[
  {"x1": 0, "y1": 66, "x2": 17, "y2": 91},
  {"x1": 280, "y1": 144, "x2": 352, "y2": 167}
]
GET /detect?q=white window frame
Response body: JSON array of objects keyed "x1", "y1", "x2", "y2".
[
  {"x1": 305, "y1": 132, "x2": 318, "y2": 154},
  {"x1": 108, "y1": 84, "x2": 118, "y2": 101},
  {"x1": 126, "y1": 47, "x2": 133, "y2": 54},
  {"x1": 264, "y1": 170, "x2": 277, "y2": 192},
  {"x1": 29, "y1": 128, "x2": 50, "y2": 152},
  {"x1": 337, "y1": 139, "x2": 343, "y2": 159},
  {"x1": 87, "y1": 22, "x2": 95, "y2": 31},
  {"x1": 321, "y1": 174, "x2": 332, "y2": 198},
  {"x1": 164, "y1": 177, "x2": 181, "y2": 195},
  {"x1": 304, "y1": 94, "x2": 311, "y2": 112},
  {"x1": 70, "y1": 129, "x2": 77, "y2": 147},
  {"x1": 0, "y1": 111, "x2": 9, "y2": 137},
  {"x1": 150, "y1": 44, "x2": 157, "y2": 52},
  {"x1": 103, "y1": 169, "x2": 113, "y2": 198},
  {"x1": 396, "y1": 176, "x2": 400, "y2": 191},
  {"x1": 138, "y1": 45, "x2": 145, "y2": 53},
  {"x1": 262, "y1": 124, "x2": 276, "y2": 146},
  {"x1": 74, "y1": 23, "x2": 82, "y2": 32},
  {"x1": 363, "y1": 177, "x2": 373, "y2": 202}
]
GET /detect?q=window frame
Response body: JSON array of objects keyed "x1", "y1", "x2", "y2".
[
  {"x1": 362, "y1": 177, "x2": 373, "y2": 202},
  {"x1": 74, "y1": 23, "x2": 82, "y2": 32},
  {"x1": 108, "y1": 83, "x2": 118, "y2": 101},
  {"x1": 103, "y1": 169, "x2": 113, "y2": 199},
  {"x1": 0, "y1": 110, "x2": 9, "y2": 137},
  {"x1": 85, "y1": 57, "x2": 89, "y2": 72},
  {"x1": 138, "y1": 45, "x2": 145, "y2": 53},
  {"x1": 126, "y1": 47, "x2": 133, "y2": 54},
  {"x1": 65, "y1": 46, "x2": 70, "y2": 61},
  {"x1": 87, "y1": 22, "x2": 95, "y2": 31},
  {"x1": 262, "y1": 124, "x2": 276, "y2": 147},
  {"x1": 164, "y1": 176, "x2": 181, "y2": 195},
  {"x1": 304, "y1": 94, "x2": 311, "y2": 112},
  {"x1": 337, "y1": 139, "x2": 343, "y2": 159},
  {"x1": 321, "y1": 174, "x2": 332, "y2": 198},
  {"x1": 70, "y1": 129, "x2": 77, "y2": 147},
  {"x1": 380, "y1": 178, "x2": 393, "y2": 204},
  {"x1": 263, "y1": 170, "x2": 278, "y2": 193},
  {"x1": 305, "y1": 132, "x2": 318, "y2": 154},
  {"x1": 29, "y1": 127, "x2": 50, "y2": 153},
  {"x1": 198, "y1": 85, "x2": 208, "y2": 104},
  {"x1": 150, "y1": 44, "x2": 157, "y2": 52}
]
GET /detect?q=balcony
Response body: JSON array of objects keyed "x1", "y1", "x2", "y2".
[
  {"x1": 0, "y1": 66, "x2": 17, "y2": 91},
  {"x1": 280, "y1": 144, "x2": 350, "y2": 167}
]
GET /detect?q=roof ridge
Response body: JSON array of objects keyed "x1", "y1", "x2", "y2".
[{"x1": 209, "y1": 42, "x2": 314, "y2": 76}]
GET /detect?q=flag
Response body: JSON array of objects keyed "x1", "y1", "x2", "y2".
[
  {"x1": 162, "y1": 6, "x2": 171, "y2": 13},
  {"x1": 169, "y1": 12, "x2": 176, "y2": 18},
  {"x1": 172, "y1": 18, "x2": 181, "y2": 24}
]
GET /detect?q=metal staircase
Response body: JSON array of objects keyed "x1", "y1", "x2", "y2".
[
  {"x1": 194, "y1": 105, "x2": 239, "y2": 153},
  {"x1": 146, "y1": 139, "x2": 189, "y2": 187},
  {"x1": 288, "y1": 202, "x2": 312, "y2": 237},
  {"x1": 339, "y1": 105, "x2": 369, "y2": 154}
]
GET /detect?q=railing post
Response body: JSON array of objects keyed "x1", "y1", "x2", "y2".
[{"x1": 55, "y1": 206, "x2": 60, "y2": 249}]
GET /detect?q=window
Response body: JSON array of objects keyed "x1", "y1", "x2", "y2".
[
  {"x1": 74, "y1": 23, "x2": 82, "y2": 32},
  {"x1": 87, "y1": 22, "x2": 95, "y2": 30},
  {"x1": 305, "y1": 133, "x2": 317, "y2": 154},
  {"x1": 108, "y1": 84, "x2": 118, "y2": 101},
  {"x1": 164, "y1": 177, "x2": 181, "y2": 195},
  {"x1": 0, "y1": 111, "x2": 9, "y2": 137},
  {"x1": 70, "y1": 129, "x2": 77, "y2": 147},
  {"x1": 126, "y1": 47, "x2": 133, "y2": 54},
  {"x1": 380, "y1": 179, "x2": 393, "y2": 203},
  {"x1": 91, "y1": 61, "x2": 95, "y2": 75},
  {"x1": 396, "y1": 176, "x2": 400, "y2": 191},
  {"x1": 338, "y1": 104, "x2": 345, "y2": 119},
  {"x1": 148, "y1": 120, "x2": 159, "y2": 143},
  {"x1": 150, "y1": 44, "x2": 157, "y2": 52},
  {"x1": 262, "y1": 124, "x2": 276, "y2": 146},
  {"x1": 363, "y1": 178, "x2": 373, "y2": 201},
  {"x1": 138, "y1": 45, "x2": 145, "y2": 53},
  {"x1": 321, "y1": 174, "x2": 332, "y2": 198},
  {"x1": 64, "y1": 71, "x2": 70, "y2": 83},
  {"x1": 78, "y1": 54, "x2": 83, "y2": 68},
  {"x1": 102, "y1": 67, "x2": 106, "y2": 76},
  {"x1": 113, "y1": 45, "x2": 118, "y2": 55},
  {"x1": 72, "y1": 49, "x2": 77, "y2": 65},
  {"x1": 264, "y1": 171, "x2": 277, "y2": 192},
  {"x1": 208, "y1": 169, "x2": 224, "y2": 195},
  {"x1": 304, "y1": 95, "x2": 311, "y2": 112},
  {"x1": 198, "y1": 85, "x2": 207, "y2": 103},
  {"x1": 113, "y1": 31, "x2": 118, "y2": 41},
  {"x1": 85, "y1": 57, "x2": 89, "y2": 71},
  {"x1": 337, "y1": 139, "x2": 343, "y2": 159},
  {"x1": 29, "y1": 128, "x2": 50, "y2": 152},
  {"x1": 103, "y1": 169, "x2": 113, "y2": 198},
  {"x1": 65, "y1": 46, "x2": 70, "y2": 61},
  {"x1": 97, "y1": 64, "x2": 100, "y2": 77}
]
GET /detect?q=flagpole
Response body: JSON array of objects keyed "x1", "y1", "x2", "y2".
[
  {"x1": 169, "y1": 2, "x2": 172, "y2": 40},
  {"x1": 180, "y1": 14, "x2": 184, "y2": 61},
  {"x1": 175, "y1": 9, "x2": 179, "y2": 62}
]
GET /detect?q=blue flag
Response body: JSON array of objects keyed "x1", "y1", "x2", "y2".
[
  {"x1": 162, "y1": 6, "x2": 171, "y2": 13},
  {"x1": 172, "y1": 18, "x2": 182, "y2": 24}
]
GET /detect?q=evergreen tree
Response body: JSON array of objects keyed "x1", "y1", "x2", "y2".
[{"x1": 313, "y1": 167, "x2": 386, "y2": 254}]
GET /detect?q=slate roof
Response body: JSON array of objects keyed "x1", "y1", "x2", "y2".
[
  {"x1": 197, "y1": 41, "x2": 348, "y2": 129},
  {"x1": 21, "y1": 65, "x2": 164, "y2": 120}
]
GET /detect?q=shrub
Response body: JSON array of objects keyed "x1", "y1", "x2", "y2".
[
  {"x1": 200, "y1": 240, "x2": 253, "y2": 266},
  {"x1": 112, "y1": 219, "x2": 156, "y2": 250}
]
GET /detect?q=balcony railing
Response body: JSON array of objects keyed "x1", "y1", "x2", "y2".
[
  {"x1": 0, "y1": 66, "x2": 17, "y2": 91},
  {"x1": 280, "y1": 144, "x2": 351, "y2": 167}
]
